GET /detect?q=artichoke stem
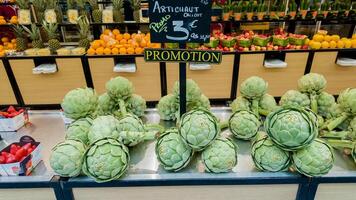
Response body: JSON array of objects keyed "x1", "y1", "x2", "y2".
[
  {"x1": 251, "y1": 99, "x2": 259, "y2": 117},
  {"x1": 144, "y1": 124, "x2": 165, "y2": 133},
  {"x1": 219, "y1": 121, "x2": 229, "y2": 130},
  {"x1": 144, "y1": 131, "x2": 157, "y2": 141},
  {"x1": 258, "y1": 108, "x2": 270, "y2": 116},
  {"x1": 320, "y1": 131, "x2": 350, "y2": 139},
  {"x1": 310, "y1": 94, "x2": 318, "y2": 114},
  {"x1": 118, "y1": 99, "x2": 127, "y2": 116},
  {"x1": 326, "y1": 114, "x2": 349, "y2": 131},
  {"x1": 326, "y1": 139, "x2": 355, "y2": 149}
]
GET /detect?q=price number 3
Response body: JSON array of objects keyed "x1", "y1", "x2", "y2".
[{"x1": 166, "y1": 21, "x2": 189, "y2": 41}]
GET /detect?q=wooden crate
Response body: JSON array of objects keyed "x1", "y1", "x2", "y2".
[
  {"x1": 166, "y1": 55, "x2": 235, "y2": 99},
  {"x1": 311, "y1": 51, "x2": 356, "y2": 95},
  {"x1": 10, "y1": 58, "x2": 87, "y2": 104},
  {"x1": 0, "y1": 61, "x2": 17, "y2": 105},
  {"x1": 237, "y1": 52, "x2": 308, "y2": 97},
  {"x1": 88, "y1": 57, "x2": 161, "y2": 101}
]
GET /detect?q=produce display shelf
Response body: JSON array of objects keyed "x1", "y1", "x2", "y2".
[{"x1": 213, "y1": 18, "x2": 356, "y2": 24}]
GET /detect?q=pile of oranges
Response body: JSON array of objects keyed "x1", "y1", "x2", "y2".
[
  {"x1": 0, "y1": 16, "x2": 18, "y2": 24},
  {"x1": 0, "y1": 37, "x2": 17, "y2": 57},
  {"x1": 87, "y1": 29, "x2": 161, "y2": 55},
  {"x1": 308, "y1": 31, "x2": 356, "y2": 49}
]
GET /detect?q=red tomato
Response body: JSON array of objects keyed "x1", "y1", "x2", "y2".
[
  {"x1": 22, "y1": 143, "x2": 32, "y2": 151},
  {"x1": 6, "y1": 154, "x2": 16, "y2": 163},
  {"x1": 32, "y1": 145, "x2": 37, "y2": 149},
  {"x1": 27, "y1": 148, "x2": 34, "y2": 155},
  {"x1": 0, "y1": 155, "x2": 5, "y2": 164},
  {"x1": 7, "y1": 106, "x2": 16, "y2": 113},
  {"x1": 10, "y1": 144, "x2": 18, "y2": 155},
  {"x1": 1, "y1": 152, "x2": 9, "y2": 157},
  {"x1": 15, "y1": 148, "x2": 26, "y2": 161}
]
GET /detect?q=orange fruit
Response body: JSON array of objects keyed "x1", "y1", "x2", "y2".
[
  {"x1": 7, "y1": 43, "x2": 14, "y2": 49},
  {"x1": 11, "y1": 39, "x2": 16, "y2": 43},
  {"x1": 135, "y1": 47, "x2": 143, "y2": 54},
  {"x1": 100, "y1": 34, "x2": 105, "y2": 40},
  {"x1": 99, "y1": 40, "x2": 106, "y2": 47},
  {"x1": 112, "y1": 29, "x2": 120, "y2": 35},
  {"x1": 127, "y1": 47, "x2": 134, "y2": 54},
  {"x1": 10, "y1": 18, "x2": 18, "y2": 24},
  {"x1": 0, "y1": 19, "x2": 6, "y2": 24},
  {"x1": 87, "y1": 48, "x2": 96, "y2": 55},
  {"x1": 103, "y1": 29, "x2": 112, "y2": 35},
  {"x1": 112, "y1": 48, "x2": 119, "y2": 54},
  {"x1": 91, "y1": 40, "x2": 101, "y2": 49},
  {"x1": 140, "y1": 40, "x2": 147, "y2": 48},
  {"x1": 0, "y1": 51, "x2": 5, "y2": 57},
  {"x1": 95, "y1": 47, "x2": 104, "y2": 55},
  {"x1": 103, "y1": 48, "x2": 111, "y2": 55},
  {"x1": 0, "y1": 16, "x2": 4, "y2": 19},
  {"x1": 115, "y1": 34, "x2": 123, "y2": 41},
  {"x1": 127, "y1": 39, "x2": 133, "y2": 44},
  {"x1": 119, "y1": 47, "x2": 127, "y2": 54},
  {"x1": 1, "y1": 37, "x2": 8, "y2": 43},
  {"x1": 0, "y1": 45, "x2": 3, "y2": 51},
  {"x1": 123, "y1": 33, "x2": 131, "y2": 40},
  {"x1": 131, "y1": 42, "x2": 139, "y2": 48},
  {"x1": 119, "y1": 39, "x2": 127, "y2": 45}
]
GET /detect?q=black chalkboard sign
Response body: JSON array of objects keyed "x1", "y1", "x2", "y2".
[{"x1": 148, "y1": 0, "x2": 212, "y2": 43}]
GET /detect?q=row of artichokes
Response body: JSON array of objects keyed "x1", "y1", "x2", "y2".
[{"x1": 51, "y1": 76, "x2": 163, "y2": 183}]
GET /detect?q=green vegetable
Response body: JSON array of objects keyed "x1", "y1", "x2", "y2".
[
  {"x1": 87, "y1": 115, "x2": 120, "y2": 144},
  {"x1": 231, "y1": 96, "x2": 251, "y2": 113},
  {"x1": 317, "y1": 92, "x2": 336, "y2": 118},
  {"x1": 50, "y1": 139, "x2": 86, "y2": 177},
  {"x1": 292, "y1": 139, "x2": 334, "y2": 177},
  {"x1": 82, "y1": 138, "x2": 129, "y2": 183},
  {"x1": 125, "y1": 94, "x2": 147, "y2": 117},
  {"x1": 157, "y1": 94, "x2": 179, "y2": 121},
  {"x1": 118, "y1": 131, "x2": 156, "y2": 147},
  {"x1": 280, "y1": 90, "x2": 311, "y2": 108},
  {"x1": 202, "y1": 137, "x2": 238, "y2": 173},
  {"x1": 106, "y1": 76, "x2": 133, "y2": 100},
  {"x1": 259, "y1": 94, "x2": 279, "y2": 116},
  {"x1": 240, "y1": 76, "x2": 268, "y2": 116},
  {"x1": 321, "y1": 117, "x2": 356, "y2": 140},
  {"x1": 61, "y1": 88, "x2": 98, "y2": 120},
  {"x1": 229, "y1": 110, "x2": 261, "y2": 140},
  {"x1": 326, "y1": 88, "x2": 356, "y2": 131},
  {"x1": 326, "y1": 103, "x2": 352, "y2": 130},
  {"x1": 96, "y1": 93, "x2": 118, "y2": 116},
  {"x1": 155, "y1": 128, "x2": 193, "y2": 171},
  {"x1": 251, "y1": 132, "x2": 291, "y2": 172},
  {"x1": 326, "y1": 139, "x2": 355, "y2": 165},
  {"x1": 173, "y1": 79, "x2": 202, "y2": 104},
  {"x1": 66, "y1": 118, "x2": 93, "y2": 145},
  {"x1": 297, "y1": 73, "x2": 327, "y2": 113},
  {"x1": 265, "y1": 107, "x2": 318, "y2": 151},
  {"x1": 179, "y1": 109, "x2": 219, "y2": 151}
]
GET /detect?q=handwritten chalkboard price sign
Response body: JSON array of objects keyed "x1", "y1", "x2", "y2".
[{"x1": 148, "y1": 0, "x2": 212, "y2": 43}]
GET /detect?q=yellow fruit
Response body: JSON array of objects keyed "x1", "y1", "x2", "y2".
[
  {"x1": 1, "y1": 37, "x2": 9, "y2": 43},
  {"x1": 304, "y1": 38, "x2": 310, "y2": 45},
  {"x1": 312, "y1": 34, "x2": 324, "y2": 42},
  {"x1": 351, "y1": 39, "x2": 356, "y2": 48},
  {"x1": 344, "y1": 40, "x2": 352, "y2": 48},
  {"x1": 321, "y1": 41, "x2": 330, "y2": 49},
  {"x1": 311, "y1": 41, "x2": 321, "y2": 49},
  {"x1": 317, "y1": 30, "x2": 328, "y2": 35},
  {"x1": 331, "y1": 35, "x2": 340, "y2": 42},
  {"x1": 112, "y1": 48, "x2": 119, "y2": 54},
  {"x1": 119, "y1": 47, "x2": 127, "y2": 54},
  {"x1": 87, "y1": 48, "x2": 95, "y2": 55},
  {"x1": 337, "y1": 40, "x2": 344, "y2": 48},
  {"x1": 352, "y1": 34, "x2": 356, "y2": 40},
  {"x1": 341, "y1": 37, "x2": 348, "y2": 42},
  {"x1": 329, "y1": 40, "x2": 337, "y2": 48},
  {"x1": 123, "y1": 33, "x2": 131, "y2": 40},
  {"x1": 324, "y1": 35, "x2": 331, "y2": 42}
]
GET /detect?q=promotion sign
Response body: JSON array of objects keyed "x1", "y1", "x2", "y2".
[
  {"x1": 148, "y1": 0, "x2": 212, "y2": 43},
  {"x1": 144, "y1": 49, "x2": 222, "y2": 63}
]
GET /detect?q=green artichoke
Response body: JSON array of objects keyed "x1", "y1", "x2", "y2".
[
  {"x1": 326, "y1": 104, "x2": 351, "y2": 130},
  {"x1": 265, "y1": 107, "x2": 318, "y2": 151},
  {"x1": 126, "y1": 94, "x2": 147, "y2": 117},
  {"x1": 317, "y1": 92, "x2": 335, "y2": 118},
  {"x1": 179, "y1": 109, "x2": 219, "y2": 151},
  {"x1": 106, "y1": 76, "x2": 133, "y2": 100},
  {"x1": 187, "y1": 94, "x2": 211, "y2": 111},
  {"x1": 280, "y1": 90, "x2": 311, "y2": 108},
  {"x1": 240, "y1": 76, "x2": 268, "y2": 116},
  {"x1": 155, "y1": 128, "x2": 193, "y2": 171},
  {"x1": 117, "y1": 114, "x2": 145, "y2": 132},
  {"x1": 50, "y1": 139, "x2": 86, "y2": 177},
  {"x1": 231, "y1": 96, "x2": 251, "y2": 113},
  {"x1": 82, "y1": 138, "x2": 129, "y2": 183},
  {"x1": 173, "y1": 79, "x2": 202, "y2": 103},
  {"x1": 61, "y1": 88, "x2": 98, "y2": 120},
  {"x1": 292, "y1": 139, "x2": 334, "y2": 177},
  {"x1": 118, "y1": 131, "x2": 156, "y2": 147},
  {"x1": 229, "y1": 110, "x2": 261, "y2": 140},
  {"x1": 259, "y1": 94, "x2": 279, "y2": 116},
  {"x1": 202, "y1": 137, "x2": 238, "y2": 173},
  {"x1": 96, "y1": 93, "x2": 118, "y2": 116},
  {"x1": 297, "y1": 73, "x2": 327, "y2": 113},
  {"x1": 87, "y1": 115, "x2": 120, "y2": 144},
  {"x1": 65, "y1": 118, "x2": 93, "y2": 144},
  {"x1": 157, "y1": 94, "x2": 179, "y2": 121},
  {"x1": 251, "y1": 132, "x2": 291, "y2": 172},
  {"x1": 326, "y1": 88, "x2": 356, "y2": 131},
  {"x1": 321, "y1": 117, "x2": 356, "y2": 140}
]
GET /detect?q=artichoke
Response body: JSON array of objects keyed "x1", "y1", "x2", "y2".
[
  {"x1": 117, "y1": 114, "x2": 145, "y2": 132},
  {"x1": 259, "y1": 94, "x2": 279, "y2": 116},
  {"x1": 231, "y1": 96, "x2": 251, "y2": 113},
  {"x1": 65, "y1": 118, "x2": 93, "y2": 145},
  {"x1": 229, "y1": 110, "x2": 261, "y2": 140},
  {"x1": 155, "y1": 128, "x2": 193, "y2": 171},
  {"x1": 126, "y1": 94, "x2": 147, "y2": 117},
  {"x1": 50, "y1": 139, "x2": 86, "y2": 177},
  {"x1": 326, "y1": 88, "x2": 356, "y2": 131},
  {"x1": 106, "y1": 76, "x2": 133, "y2": 100},
  {"x1": 118, "y1": 131, "x2": 156, "y2": 147},
  {"x1": 280, "y1": 90, "x2": 311, "y2": 108},
  {"x1": 82, "y1": 138, "x2": 129, "y2": 183},
  {"x1": 87, "y1": 115, "x2": 120, "y2": 144},
  {"x1": 327, "y1": 103, "x2": 351, "y2": 130},
  {"x1": 292, "y1": 139, "x2": 334, "y2": 177},
  {"x1": 251, "y1": 132, "x2": 291, "y2": 172},
  {"x1": 202, "y1": 137, "x2": 238, "y2": 173},
  {"x1": 265, "y1": 107, "x2": 318, "y2": 151},
  {"x1": 321, "y1": 117, "x2": 356, "y2": 140},
  {"x1": 317, "y1": 92, "x2": 335, "y2": 118},
  {"x1": 96, "y1": 93, "x2": 118, "y2": 116},
  {"x1": 297, "y1": 73, "x2": 327, "y2": 113},
  {"x1": 179, "y1": 109, "x2": 219, "y2": 151},
  {"x1": 187, "y1": 94, "x2": 211, "y2": 111},
  {"x1": 157, "y1": 94, "x2": 179, "y2": 121},
  {"x1": 173, "y1": 79, "x2": 202, "y2": 103},
  {"x1": 240, "y1": 76, "x2": 268, "y2": 116},
  {"x1": 61, "y1": 88, "x2": 98, "y2": 120}
]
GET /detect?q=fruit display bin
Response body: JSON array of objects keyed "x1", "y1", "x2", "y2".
[
  {"x1": 0, "y1": 60, "x2": 17, "y2": 105},
  {"x1": 1, "y1": 110, "x2": 356, "y2": 200}
]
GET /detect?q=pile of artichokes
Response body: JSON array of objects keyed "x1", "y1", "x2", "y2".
[
  {"x1": 158, "y1": 79, "x2": 210, "y2": 121},
  {"x1": 156, "y1": 109, "x2": 238, "y2": 173},
  {"x1": 51, "y1": 76, "x2": 162, "y2": 183}
]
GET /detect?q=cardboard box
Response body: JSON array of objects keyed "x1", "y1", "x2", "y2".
[
  {"x1": 0, "y1": 136, "x2": 42, "y2": 176},
  {"x1": 0, "y1": 108, "x2": 28, "y2": 132}
]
